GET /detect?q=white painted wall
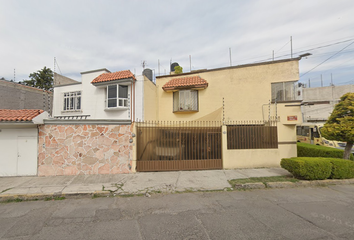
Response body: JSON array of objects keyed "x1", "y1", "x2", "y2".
[
  {"x1": 135, "y1": 75, "x2": 144, "y2": 121},
  {"x1": 0, "y1": 127, "x2": 38, "y2": 176},
  {"x1": 53, "y1": 70, "x2": 145, "y2": 121}
]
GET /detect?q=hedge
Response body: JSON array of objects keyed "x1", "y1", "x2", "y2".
[
  {"x1": 281, "y1": 157, "x2": 331, "y2": 180},
  {"x1": 281, "y1": 157, "x2": 354, "y2": 180},
  {"x1": 324, "y1": 158, "x2": 354, "y2": 179},
  {"x1": 297, "y1": 142, "x2": 354, "y2": 160}
]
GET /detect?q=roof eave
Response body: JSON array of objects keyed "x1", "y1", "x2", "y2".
[{"x1": 91, "y1": 78, "x2": 135, "y2": 87}]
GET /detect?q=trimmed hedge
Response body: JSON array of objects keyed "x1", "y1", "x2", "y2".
[
  {"x1": 281, "y1": 157, "x2": 354, "y2": 180},
  {"x1": 324, "y1": 158, "x2": 354, "y2": 179},
  {"x1": 281, "y1": 157, "x2": 331, "y2": 180},
  {"x1": 297, "y1": 142, "x2": 354, "y2": 160}
]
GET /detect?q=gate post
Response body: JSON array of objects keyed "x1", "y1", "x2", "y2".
[
  {"x1": 131, "y1": 122, "x2": 137, "y2": 173},
  {"x1": 221, "y1": 125, "x2": 227, "y2": 169}
]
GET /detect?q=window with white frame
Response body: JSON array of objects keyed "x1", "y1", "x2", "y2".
[
  {"x1": 107, "y1": 85, "x2": 129, "y2": 108},
  {"x1": 271, "y1": 81, "x2": 297, "y2": 102},
  {"x1": 63, "y1": 91, "x2": 81, "y2": 111},
  {"x1": 173, "y1": 90, "x2": 198, "y2": 112}
]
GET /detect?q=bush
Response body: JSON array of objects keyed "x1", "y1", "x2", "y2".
[
  {"x1": 281, "y1": 157, "x2": 332, "y2": 180},
  {"x1": 297, "y1": 142, "x2": 354, "y2": 160},
  {"x1": 323, "y1": 158, "x2": 354, "y2": 179}
]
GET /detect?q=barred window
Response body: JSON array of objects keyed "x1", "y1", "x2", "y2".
[
  {"x1": 63, "y1": 91, "x2": 81, "y2": 111},
  {"x1": 271, "y1": 81, "x2": 297, "y2": 102},
  {"x1": 173, "y1": 90, "x2": 198, "y2": 112}
]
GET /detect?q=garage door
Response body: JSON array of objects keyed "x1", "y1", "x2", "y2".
[{"x1": 0, "y1": 128, "x2": 38, "y2": 176}]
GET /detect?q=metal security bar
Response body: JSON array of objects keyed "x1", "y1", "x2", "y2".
[
  {"x1": 226, "y1": 119, "x2": 278, "y2": 149},
  {"x1": 136, "y1": 121, "x2": 222, "y2": 172}
]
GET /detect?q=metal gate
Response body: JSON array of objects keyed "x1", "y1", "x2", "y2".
[{"x1": 136, "y1": 121, "x2": 222, "y2": 172}]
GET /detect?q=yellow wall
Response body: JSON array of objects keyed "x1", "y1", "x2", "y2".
[
  {"x1": 151, "y1": 59, "x2": 299, "y2": 122},
  {"x1": 143, "y1": 59, "x2": 302, "y2": 169},
  {"x1": 143, "y1": 76, "x2": 158, "y2": 121}
]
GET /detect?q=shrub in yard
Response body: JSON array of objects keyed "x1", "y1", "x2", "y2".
[
  {"x1": 323, "y1": 158, "x2": 354, "y2": 179},
  {"x1": 281, "y1": 157, "x2": 332, "y2": 180},
  {"x1": 297, "y1": 142, "x2": 354, "y2": 160}
]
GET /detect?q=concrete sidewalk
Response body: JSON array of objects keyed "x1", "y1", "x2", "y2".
[{"x1": 0, "y1": 168, "x2": 290, "y2": 200}]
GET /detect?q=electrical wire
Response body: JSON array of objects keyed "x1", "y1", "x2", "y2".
[{"x1": 300, "y1": 41, "x2": 354, "y2": 77}]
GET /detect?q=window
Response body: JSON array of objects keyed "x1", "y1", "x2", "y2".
[
  {"x1": 271, "y1": 81, "x2": 296, "y2": 102},
  {"x1": 107, "y1": 85, "x2": 128, "y2": 108},
  {"x1": 63, "y1": 91, "x2": 81, "y2": 111},
  {"x1": 173, "y1": 90, "x2": 198, "y2": 112}
]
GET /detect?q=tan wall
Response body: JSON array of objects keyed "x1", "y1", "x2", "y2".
[
  {"x1": 54, "y1": 73, "x2": 79, "y2": 86},
  {"x1": 144, "y1": 60, "x2": 301, "y2": 169},
  {"x1": 143, "y1": 77, "x2": 158, "y2": 121},
  {"x1": 151, "y1": 60, "x2": 299, "y2": 122}
]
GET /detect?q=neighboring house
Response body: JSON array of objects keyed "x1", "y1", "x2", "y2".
[
  {"x1": 139, "y1": 57, "x2": 305, "y2": 170},
  {"x1": 37, "y1": 68, "x2": 153, "y2": 176},
  {"x1": 54, "y1": 72, "x2": 79, "y2": 86},
  {"x1": 0, "y1": 109, "x2": 48, "y2": 176},
  {"x1": 301, "y1": 84, "x2": 354, "y2": 122},
  {"x1": 0, "y1": 79, "x2": 52, "y2": 114}
]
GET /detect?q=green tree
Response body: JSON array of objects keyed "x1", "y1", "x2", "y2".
[
  {"x1": 23, "y1": 66, "x2": 53, "y2": 90},
  {"x1": 321, "y1": 92, "x2": 354, "y2": 159},
  {"x1": 174, "y1": 66, "x2": 183, "y2": 74}
]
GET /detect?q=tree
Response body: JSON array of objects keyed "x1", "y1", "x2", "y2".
[
  {"x1": 23, "y1": 66, "x2": 53, "y2": 90},
  {"x1": 174, "y1": 66, "x2": 183, "y2": 74},
  {"x1": 321, "y1": 92, "x2": 354, "y2": 159}
]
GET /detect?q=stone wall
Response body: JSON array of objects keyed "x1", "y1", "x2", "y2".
[{"x1": 38, "y1": 124, "x2": 133, "y2": 176}]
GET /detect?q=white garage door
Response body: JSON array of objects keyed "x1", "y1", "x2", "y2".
[{"x1": 0, "y1": 128, "x2": 38, "y2": 176}]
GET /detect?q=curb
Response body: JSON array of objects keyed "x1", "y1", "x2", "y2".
[
  {"x1": 233, "y1": 178, "x2": 354, "y2": 190},
  {"x1": 1, "y1": 179, "x2": 354, "y2": 202}
]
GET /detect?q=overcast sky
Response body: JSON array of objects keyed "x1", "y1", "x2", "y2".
[{"x1": 1, "y1": 0, "x2": 354, "y2": 87}]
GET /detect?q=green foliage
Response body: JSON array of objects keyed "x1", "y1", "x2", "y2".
[
  {"x1": 174, "y1": 66, "x2": 183, "y2": 74},
  {"x1": 281, "y1": 157, "x2": 354, "y2": 180},
  {"x1": 23, "y1": 66, "x2": 53, "y2": 90},
  {"x1": 281, "y1": 157, "x2": 332, "y2": 180},
  {"x1": 297, "y1": 142, "x2": 353, "y2": 160},
  {"x1": 323, "y1": 158, "x2": 354, "y2": 179},
  {"x1": 321, "y1": 93, "x2": 354, "y2": 159}
]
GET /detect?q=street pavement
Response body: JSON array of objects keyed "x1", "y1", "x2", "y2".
[
  {"x1": 1, "y1": 185, "x2": 354, "y2": 239},
  {"x1": 0, "y1": 168, "x2": 290, "y2": 200}
]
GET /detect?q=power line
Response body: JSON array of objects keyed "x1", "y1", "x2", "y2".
[{"x1": 300, "y1": 41, "x2": 354, "y2": 77}]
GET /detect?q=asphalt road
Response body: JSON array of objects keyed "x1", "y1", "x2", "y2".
[{"x1": 1, "y1": 185, "x2": 354, "y2": 240}]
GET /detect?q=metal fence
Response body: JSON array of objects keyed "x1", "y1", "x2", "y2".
[
  {"x1": 226, "y1": 119, "x2": 278, "y2": 149},
  {"x1": 136, "y1": 121, "x2": 223, "y2": 171}
]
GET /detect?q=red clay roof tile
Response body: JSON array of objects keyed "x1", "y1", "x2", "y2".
[
  {"x1": 91, "y1": 70, "x2": 135, "y2": 84},
  {"x1": 0, "y1": 109, "x2": 44, "y2": 122},
  {"x1": 162, "y1": 76, "x2": 208, "y2": 91}
]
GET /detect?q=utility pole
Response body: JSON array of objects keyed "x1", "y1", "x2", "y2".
[
  {"x1": 189, "y1": 55, "x2": 191, "y2": 72},
  {"x1": 272, "y1": 50, "x2": 274, "y2": 61},
  {"x1": 158, "y1": 59, "x2": 160, "y2": 76},
  {"x1": 321, "y1": 74, "x2": 323, "y2": 87},
  {"x1": 290, "y1": 36, "x2": 293, "y2": 59},
  {"x1": 229, "y1": 48, "x2": 232, "y2": 66},
  {"x1": 308, "y1": 78, "x2": 311, "y2": 88}
]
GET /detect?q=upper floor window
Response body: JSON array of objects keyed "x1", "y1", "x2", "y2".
[
  {"x1": 63, "y1": 91, "x2": 81, "y2": 111},
  {"x1": 173, "y1": 90, "x2": 198, "y2": 112},
  {"x1": 271, "y1": 81, "x2": 296, "y2": 102},
  {"x1": 107, "y1": 85, "x2": 128, "y2": 108}
]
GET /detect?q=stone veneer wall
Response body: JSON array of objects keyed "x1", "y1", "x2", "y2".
[{"x1": 38, "y1": 124, "x2": 133, "y2": 176}]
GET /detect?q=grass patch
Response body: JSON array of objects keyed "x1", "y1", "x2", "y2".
[{"x1": 228, "y1": 176, "x2": 299, "y2": 188}]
